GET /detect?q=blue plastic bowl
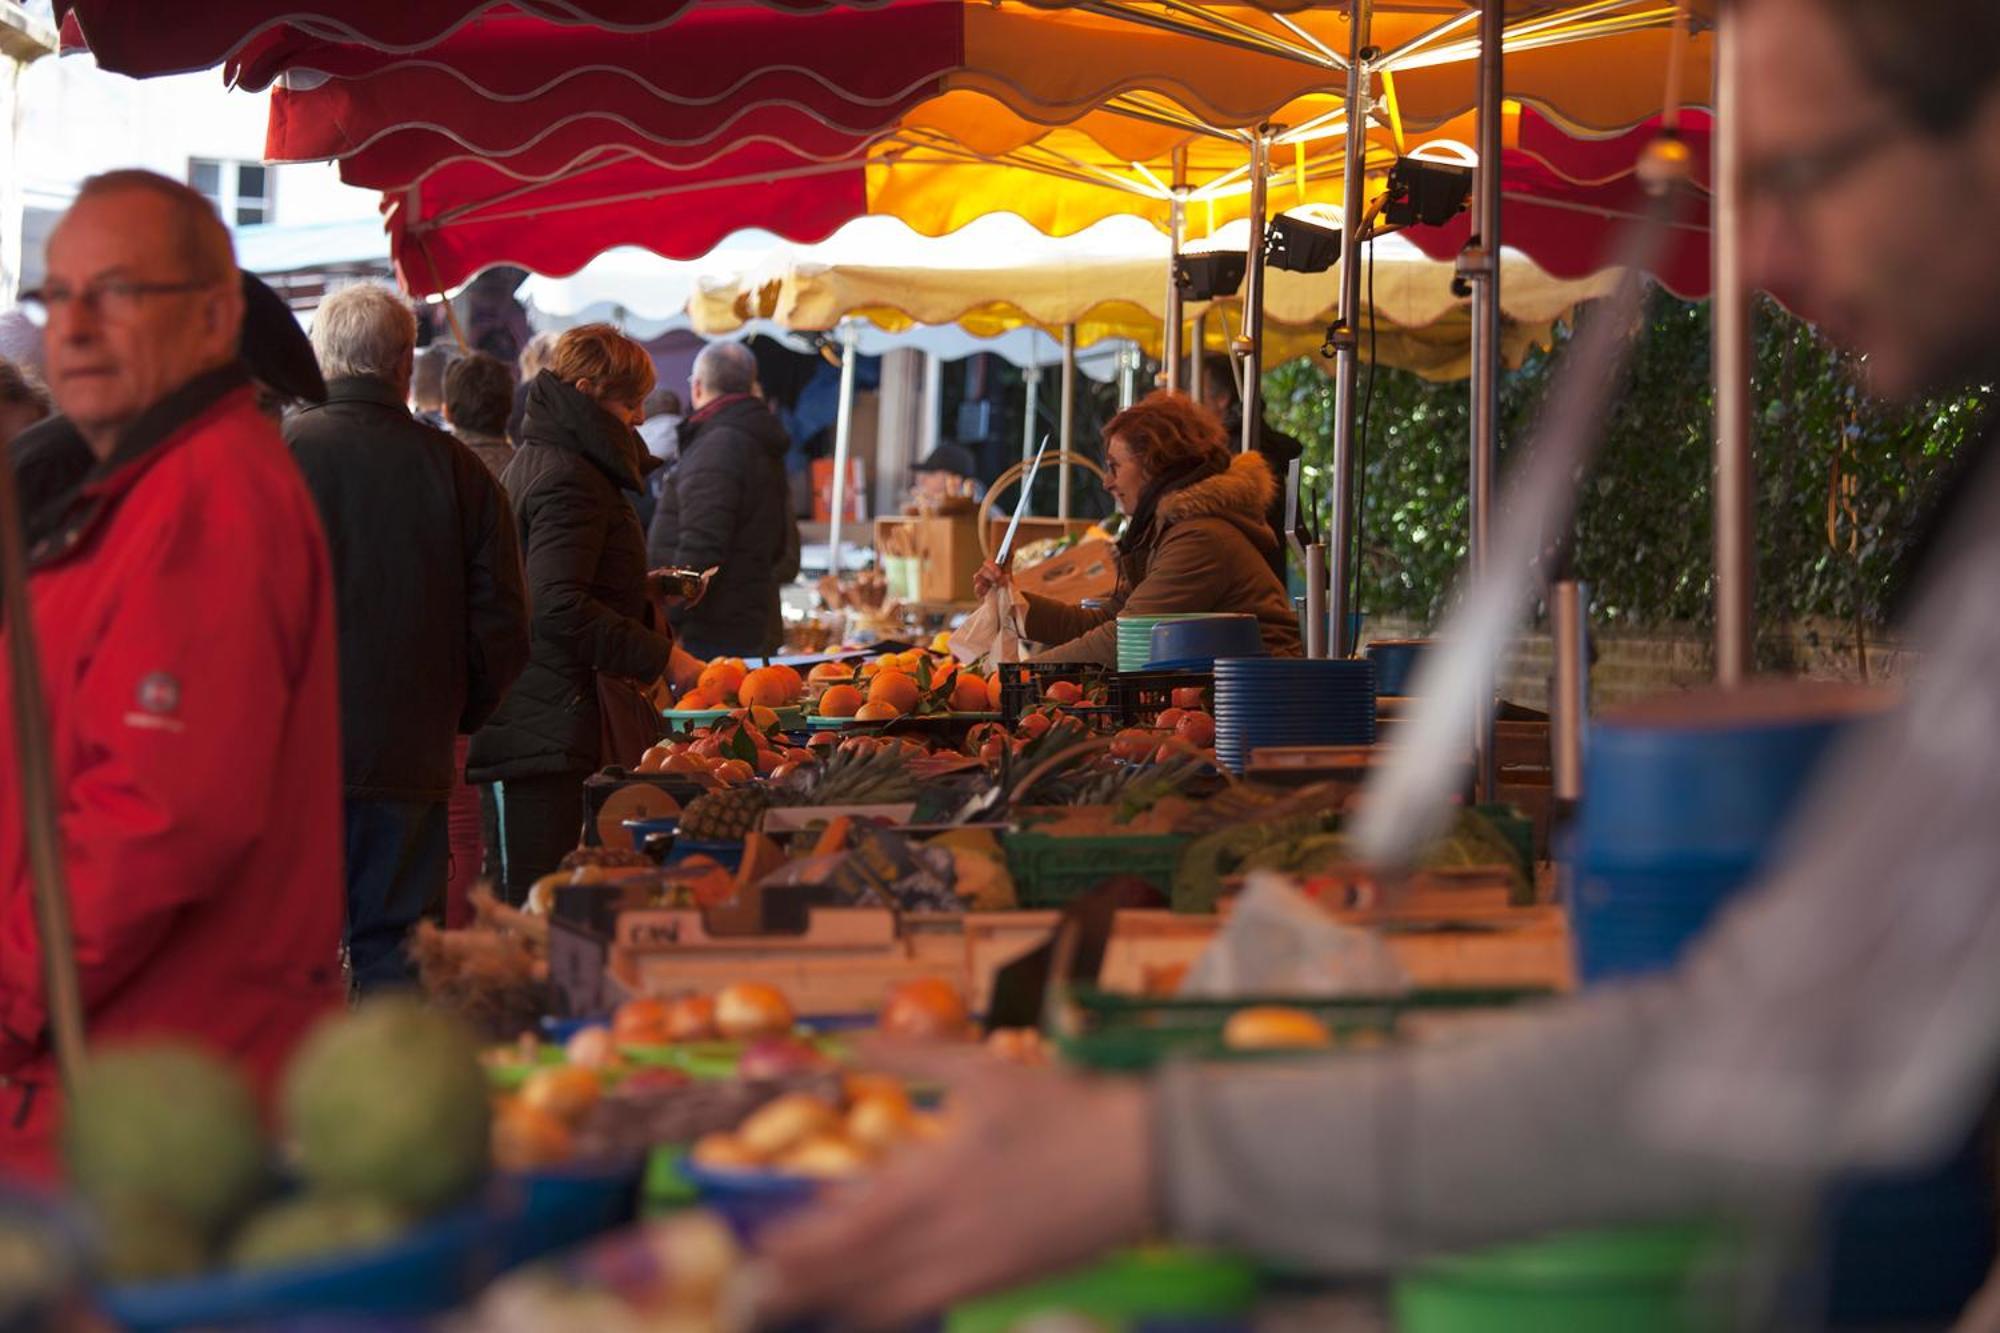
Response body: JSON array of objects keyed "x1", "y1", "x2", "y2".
[
  {"x1": 98, "y1": 1200, "x2": 508, "y2": 1330},
  {"x1": 665, "y1": 839, "x2": 745, "y2": 872},
  {"x1": 1150, "y1": 616, "x2": 1262, "y2": 667},
  {"x1": 497, "y1": 1162, "x2": 643, "y2": 1268},
  {"x1": 622, "y1": 816, "x2": 679, "y2": 852},
  {"x1": 676, "y1": 1159, "x2": 820, "y2": 1244}
]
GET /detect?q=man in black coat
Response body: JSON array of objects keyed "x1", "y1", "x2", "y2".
[
  {"x1": 647, "y1": 341, "x2": 795, "y2": 658},
  {"x1": 1203, "y1": 354, "x2": 1308, "y2": 583},
  {"x1": 285, "y1": 285, "x2": 530, "y2": 991}
]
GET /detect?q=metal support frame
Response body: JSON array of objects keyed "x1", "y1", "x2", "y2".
[
  {"x1": 1551, "y1": 579, "x2": 1589, "y2": 802},
  {"x1": 1190, "y1": 312, "x2": 1208, "y2": 405},
  {"x1": 0, "y1": 432, "x2": 88, "y2": 1096},
  {"x1": 1164, "y1": 149, "x2": 1189, "y2": 394},
  {"x1": 1023, "y1": 361, "x2": 1041, "y2": 463},
  {"x1": 1235, "y1": 131, "x2": 1271, "y2": 455},
  {"x1": 1327, "y1": 1, "x2": 1372, "y2": 659},
  {"x1": 1463, "y1": 0, "x2": 1504, "y2": 803},
  {"x1": 1712, "y1": 3, "x2": 1753, "y2": 686},
  {"x1": 1059, "y1": 323, "x2": 1078, "y2": 518},
  {"x1": 826, "y1": 321, "x2": 859, "y2": 577},
  {"x1": 1117, "y1": 343, "x2": 1140, "y2": 409}
]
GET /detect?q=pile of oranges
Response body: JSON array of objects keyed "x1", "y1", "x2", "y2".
[
  {"x1": 675, "y1": 659, "x2": 806, "y2": 711},
  {"x1": 808, "y1": 653, "x2": 999, "y2": 722}
]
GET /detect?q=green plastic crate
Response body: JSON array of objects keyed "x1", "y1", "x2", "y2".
[
  {"x1": 948, "y1": 1248, "x2": 1258, "y2": 1333},
  {"x1": 1394, "y1": 1224, "x2": 1753, "y2": 1333},
  {"x1": 1056, "y1": 984, "x2": 1553, "y2": 1072},
  {"x1": 1004, "y1": 830, "x2": 1190, "y2": 909}
]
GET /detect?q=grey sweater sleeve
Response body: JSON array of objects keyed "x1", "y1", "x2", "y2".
[{"x1": 1153, "y1": 451, "x2": 2000, "y2": 1270}]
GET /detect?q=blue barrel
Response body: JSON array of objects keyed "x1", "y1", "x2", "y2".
[
  {"x1": 1568, "y1": 684, "x2": 1887, "y2": 983},
  {"x1": 1364, "y1": 638, "x2": 1432, "y2": 697}
]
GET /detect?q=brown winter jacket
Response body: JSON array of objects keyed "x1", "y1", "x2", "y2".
[{"x1": 1022, "y1": 452, "x2": 1303, "y2": 665}]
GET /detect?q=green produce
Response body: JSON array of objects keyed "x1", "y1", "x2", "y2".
[
  {"x1": 227, "y1": 1195, "x2": 408, "y2": 1271},
  {"x1": 781, "y1": 744, "x2": 919, "y2": 806},
  {"x1": 284, "y1": 997, "x2": 489, "y2": 1214},
  {"x1": 678, "y1": 786, "x2": 771, "y2": 840},
  {"x1": 64, "y1": 1044, "x2": 267, "y2": 1237},
  {"x1": 95, "y1": 1195, "x2": 211, "y2": 1283}
]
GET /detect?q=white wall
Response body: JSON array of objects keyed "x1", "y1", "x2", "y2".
[{"x1": 12, "y1": 53, "x2": 378, "y2": 286}]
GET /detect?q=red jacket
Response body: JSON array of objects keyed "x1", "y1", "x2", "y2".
[{"x1": 0, "y1": 371, "x2": 346, "y2": 1182}]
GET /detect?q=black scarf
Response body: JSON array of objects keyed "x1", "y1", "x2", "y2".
[{"x1": 1116, "y1": 453, "x2": 1227, "y2": 558}]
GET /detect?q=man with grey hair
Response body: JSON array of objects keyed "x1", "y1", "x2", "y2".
[
  {"x1": 285, "y1": 284, "x2": 529, "y2": 992},
  {"x1": 648, "y1": 340, "x2": 796, "y2": 656},
  {"x1": 0, "y1": 170, "x2": 345, "y2": 1179}
]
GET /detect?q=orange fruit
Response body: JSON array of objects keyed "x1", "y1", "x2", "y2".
[
  {"x1": 868, "y1": 669, "x2": 921, "y2": 715},
  {"x1": 769, "y1": 663, "x2": 805, "y2": 695},
  {"x1": 697, "y1": 660, "x2": 747, "y2": 703},
  {"x1": 949, "y1": 673, "x2": 990, "y2": 713},
  {"x1": 740, "y1": 666, "x2": 801, "y2": 708},
  {"x1": 987, "y1": 674, "x2": 1005, "y2": 711},
  {"x1": 809, "y1": 661, "x2": 854, "y2": 684},
  {"x1": 819, "y1": 684, "x2": 864, "y2": 718},
  {"x1": 855, "y1": 701, "x2": 902, "y2": 722},
  {"x1": 677, "y1": 688, "x2": 721, "y2": 711},
  {"x1": 859, "y1": 659, "x2": 883, "y2": 679}
]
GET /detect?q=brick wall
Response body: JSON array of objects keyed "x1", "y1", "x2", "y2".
[{"x1": 1360, "y1": 617, "x2": 1920, "y2": 711}]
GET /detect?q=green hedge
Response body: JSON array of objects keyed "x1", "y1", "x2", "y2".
[{"x1": 1265, "y1": 291, "x2": 1991, "y2": 656}]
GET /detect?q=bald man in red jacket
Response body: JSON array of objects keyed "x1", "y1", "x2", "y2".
[{"x1": 0, "y1": 171, "x2": 344, "y2": 1181}]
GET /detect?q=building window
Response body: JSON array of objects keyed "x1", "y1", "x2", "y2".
[{"x1": 187, "y1": 158, "x2": 275, "y2": 226}]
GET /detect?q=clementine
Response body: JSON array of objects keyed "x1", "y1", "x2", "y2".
[
  {"x1": 739, "y1": 666, "x2": 801, "y2": 708},
  {"x1": 697, "y1": 659, "x2": 747, "y2": 703},
  {"x1": 808, "y1": 661, "x2": 854, "y2": 684},
  {"x1": 986, "y1": 673, "x2": 1005, "y2": 711},
  {"x1": 855, "y1": 701, "x2": 902, "y2": 722},
  {"x1": 868, "y1": 669, "x2": 921, "y2": 715},
  {"x1": 677, "y1": 688, "x2": 721, "y2": 711},
  {"x1": 819, "y1": 684, "x2": 864, "y2": 718},
  {"x1": 949, "y1": 673, "x2": 990, "y2": 713}
]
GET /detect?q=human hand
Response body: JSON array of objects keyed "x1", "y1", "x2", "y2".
[
  {"x1": 750, "y1": 1039, "x2": 1156, "y2": 1329},
  {"x1": 973, "y1": 560, "x2": 1013, "y2": 599}
]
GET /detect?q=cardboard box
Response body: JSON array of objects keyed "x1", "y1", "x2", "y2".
[{"x1": 874, "y1": 514, "x2": 983, "y2": 603}]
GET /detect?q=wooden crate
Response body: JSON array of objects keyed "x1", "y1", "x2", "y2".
[{"x1": 875, "y1": 514, "x2": 983, "y2": 603}]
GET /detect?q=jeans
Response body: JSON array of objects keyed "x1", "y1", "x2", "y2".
[
  {"x1": 492, "y1": 769, "x2": 592, "y2": 907},
  {"x1": 344, "y1": 799, "x2": 447, "y2": 994}
]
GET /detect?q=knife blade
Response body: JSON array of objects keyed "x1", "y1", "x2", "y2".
[{"x1": 996, "y1": 435, "x2": 1052, "y2": 568}]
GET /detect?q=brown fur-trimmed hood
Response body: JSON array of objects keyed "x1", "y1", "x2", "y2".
[{"x1": 1158, "y1": 451, "x2": 1277, "y2": 526}]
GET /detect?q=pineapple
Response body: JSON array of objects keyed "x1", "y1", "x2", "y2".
[{"x1": 678, "y1": 787, "x2": 772, "y2": 841}]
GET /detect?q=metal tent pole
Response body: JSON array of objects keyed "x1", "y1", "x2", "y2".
[
  {"x1": 826, "y1": 321, "x2": 859, "y2": 579},
  {"x1": 1164, "y1": 149, "x2": 1189, "y2": 394},
  {"x1": 1712, "y1": 3, "x2": 1753, "y2": 686},
  {"x1": 1190, "y1": 312, "x2": 1208, "y2": 405},
  {"x1": 0, "y1": 435, "x2": 88, "y2": 1097},
  {"x1": 1059, "y1": 323, "x2": 1077, "y2": 518},
  {"x1": 1236, "y1": 130, "x2": 1271, "y2": 455},
  {"x1": 1464, "y1": 0, "x2": 1504, "y2": 803},
  {"x1": 1023, "y1": 361, "x2": 1041, "y2": 464},
  {"x1": 1118, "y1": 344, "x2": 1140, "y2": 409},
  {"x1": 1327, "y1": 1, "x2": 1372, "y2": 660}
]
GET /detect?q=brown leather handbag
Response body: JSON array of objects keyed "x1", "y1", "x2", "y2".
[{"x1": 595, "y1": 672, "x2": 665, "y2": 770}]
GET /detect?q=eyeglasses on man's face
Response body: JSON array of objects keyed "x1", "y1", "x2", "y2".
[{"x1": 20, "y1": 276, "x2": 217, "y2": 327}]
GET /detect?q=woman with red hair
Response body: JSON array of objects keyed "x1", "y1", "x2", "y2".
[{"x1": 977, "y1": 392, "x2": 1302, "y2": 663}]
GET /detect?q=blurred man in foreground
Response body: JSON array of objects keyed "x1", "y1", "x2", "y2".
[
  {"x1": 762, "y1": 0, "x2": 2000, "y2": 1322},
  {"x1": 0, "y1": 172, "x2": 345, "y2": 1179}
]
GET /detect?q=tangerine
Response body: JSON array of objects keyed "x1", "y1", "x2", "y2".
[
  {"x1": 740, "y1": 666, "x2": 801, "y2": 708},
  {"x1": 677, "y1": 688, "x2": 721, "y2": 711},
  {"x1": 697, "y1": 659, "x2": 748, "y2": 703},
  {"x1": 987, "y1": 673, "x2": 1005, "y2": 711},
  {"x1": 868, "y1": 669, "x2": 921, "y2": 715},
  {"x1": 949, "y1": 673, "x2": 990, "y2": 713},
  {"x1": 855, "y1": 701, "x2": 902, "y2": 722},
  {"x1": 809, "y1": 661, "x2": 855, "y2": 684},
  {"x1": 819, "y1": 684, "x2": 864, "y2": 718}
]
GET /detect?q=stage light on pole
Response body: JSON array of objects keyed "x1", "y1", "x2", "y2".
[
  {"x1": 1265, "y1": 213, "x2": 1343, "y2": 274},
  {"x1": 1173, "y1": 251, "x2": 1248, "y2": 301},
  {"x1": 1382, "y1": 156, "x2": 1474, "y2": 228}
]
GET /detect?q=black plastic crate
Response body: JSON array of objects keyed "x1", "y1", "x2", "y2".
[
  {"x1": 996, "y1": 662, "x2": 1118, "y2": 725},
  {"x1": 1113, "y1": 669, "x2": 1213, "y2": 727}
]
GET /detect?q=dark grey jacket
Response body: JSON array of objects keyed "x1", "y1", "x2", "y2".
[
  {"x1": 284, "y1": 376, "x2": 529, "y2": 801},
  {"x1": 647, "y1": 395, "x2": 792, "y2": 656},
  {"x1": 469, "y1": 372, "x2": 673, "y2": 782}
]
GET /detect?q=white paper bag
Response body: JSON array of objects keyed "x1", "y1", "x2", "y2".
[
  {"x1": 1179, "y1": 871, "x2": 1410, "y2": 997},
  {"x1": 948, "y1": 585, "x2": 1029, "y2": 668}
]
